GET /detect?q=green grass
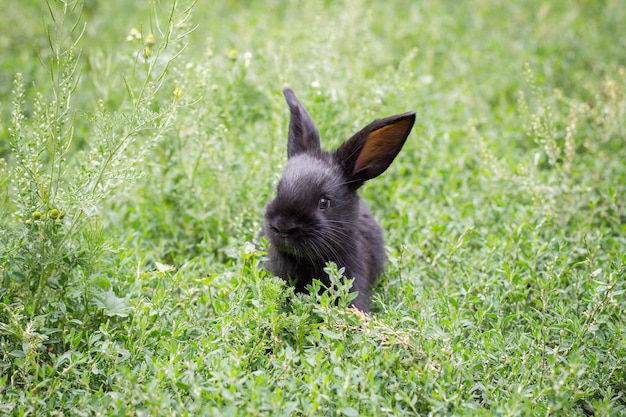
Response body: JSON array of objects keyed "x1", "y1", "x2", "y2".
[{"x1": 1, "y1": 0, "x2": 625, "y2": 415}]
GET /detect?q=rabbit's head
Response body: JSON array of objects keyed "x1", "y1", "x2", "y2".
[{"x1": 264, "y1": 87, "x2": 415, "y2": 262}]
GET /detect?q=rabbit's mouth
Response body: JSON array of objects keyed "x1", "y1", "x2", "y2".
[
  {"x1": 269, "y1": 229, "x2": 318, "y2": 259},
  {"x1": 272, "y1": 238, "x2": 306, "y2": 257},
  {"x1": 269, "y1": 231, "x2": 300, "y2": 253}
]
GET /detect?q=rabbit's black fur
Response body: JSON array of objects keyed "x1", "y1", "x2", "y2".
[{"x1": 263, "y1": 87, "x2": 415, "y2": 312}]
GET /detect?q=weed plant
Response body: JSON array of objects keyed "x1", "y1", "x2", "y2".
[
  {"x1": 1, "y1": 0, "x2": 193, "y2": 404},
  {"x1": 0, "y1": 0, "x2": 625, "y2": 416}
]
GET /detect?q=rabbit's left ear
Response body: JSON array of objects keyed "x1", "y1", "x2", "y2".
[
  {"x1": 336, "y1": 112, "x2": 415, "y2": 185},
  {"x1": 283, "y1": 87, "x2": 321, "y2": 158}
]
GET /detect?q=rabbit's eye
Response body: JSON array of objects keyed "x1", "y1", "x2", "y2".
[{"x1": 318, "y1": 197, "x2": 331, "y2": 210}]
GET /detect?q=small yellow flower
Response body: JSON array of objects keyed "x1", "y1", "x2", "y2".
[
  {"x1": 144, "y1": 48, "x2": 152, "y2": 59},
  {"x1": 145, "y1": 34, "x2": 156, "y2": 46},
  {"x1": 33, "y1": 211, "x2": 42, "y2": 220},
  {"x1": 50, "y1": 208, "x2": 60, "y2": 219},
  {"x1": 173, "y1": 87, "x2": 183, "y2": 99},
  {"x1": 228, "y1": 49, "x2": 238, "y2": 60}
]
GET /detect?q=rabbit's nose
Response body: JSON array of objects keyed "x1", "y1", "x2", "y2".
[
  {"x1": 272, "y1": 225, "x2": 298, "y2": 238},
  {"x1": 271, "y1": 218, "x2": 299, "y2": 238}
]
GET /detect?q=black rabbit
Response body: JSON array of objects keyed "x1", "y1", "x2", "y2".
[{"x1": 263, "y1": 87, "x2": 415, "y2": 312}]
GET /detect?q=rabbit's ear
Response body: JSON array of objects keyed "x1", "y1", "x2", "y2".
[
  {"x1": 283, "y1": 87, "x2": 321, "y2": 158},
  {"x1": 336, "y1": 112, "x2": 415, "y2": 185}
]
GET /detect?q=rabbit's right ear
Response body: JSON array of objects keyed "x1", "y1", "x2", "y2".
[
  {"x1": 336, "y1": 112, "x2": 415, "y2": 187},
  {"x1": 283, "y1": 87, "x2": 321, "y2": 158}
]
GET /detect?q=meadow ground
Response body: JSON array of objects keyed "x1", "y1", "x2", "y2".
[{"x1": 0, "y1": 0, "x2": 625, "y2": 415}]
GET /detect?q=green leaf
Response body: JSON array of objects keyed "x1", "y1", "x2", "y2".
[
  {"x1": 9, "y1": 350, "x2": 25, "y2": 358},
  {"x1": 322, "y1": 329, "x2": 342, "y2": 340},
  {"x1": 155, "y1": 261, "x2": 174, "y2": 273},
  {"x1": 91, "y1": 290, "x2": 133, "y2": 317},
  {"x1": 339, "y1": 407, "x2": 359, "y2": 417}
]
